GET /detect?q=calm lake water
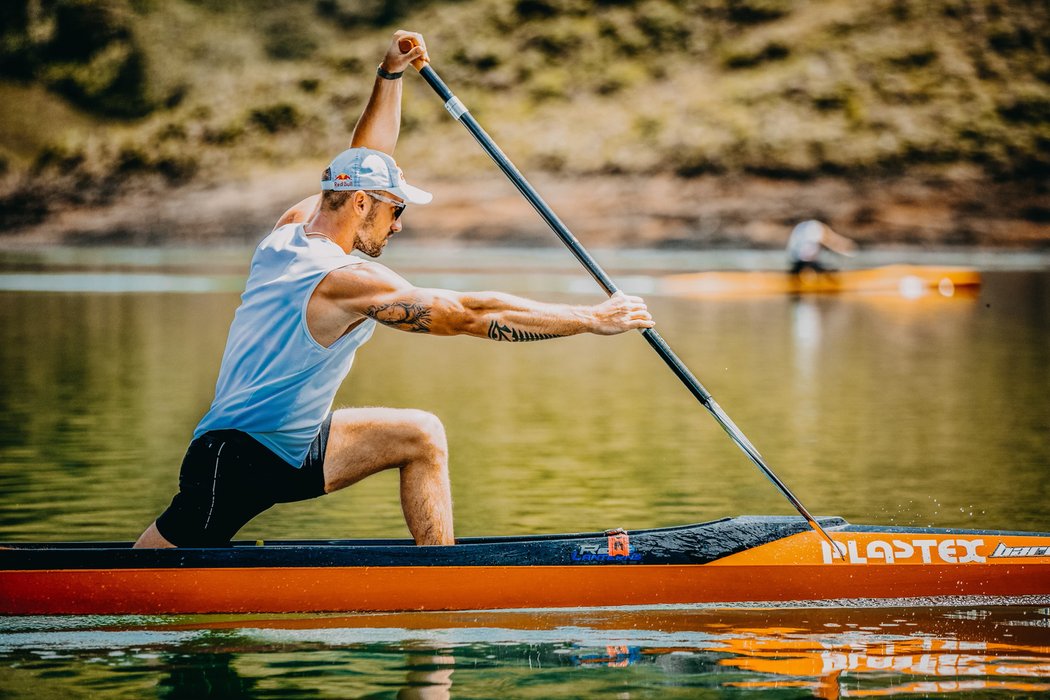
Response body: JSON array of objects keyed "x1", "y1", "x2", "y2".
[{"x1": 0, "y1": 245, "x2": 1048, "y2": 698}]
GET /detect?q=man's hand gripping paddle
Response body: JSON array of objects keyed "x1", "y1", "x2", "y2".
[{"x1": 397, "y1": 38, "x2": 843, "y2": 558}]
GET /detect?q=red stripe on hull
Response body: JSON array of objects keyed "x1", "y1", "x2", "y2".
[{"x1": 2, "y1": 563, "x2": 1047, "y2": 615}]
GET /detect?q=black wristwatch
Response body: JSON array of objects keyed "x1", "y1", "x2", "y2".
[{"x1": 376, "y1": 65, "x2": 404, "y2": 80}]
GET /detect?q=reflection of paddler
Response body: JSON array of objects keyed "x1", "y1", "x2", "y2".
[
  {"x1": 401, "y1": 654, "x2": 455, "y2": 700},
  {"x1": 786, "y1": 220, "x2": 857, "y2": 274}
]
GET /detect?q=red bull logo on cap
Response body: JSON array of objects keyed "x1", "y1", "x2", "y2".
[{"x1": 332, "y1": 172, "x2": 353, "y2": 190}]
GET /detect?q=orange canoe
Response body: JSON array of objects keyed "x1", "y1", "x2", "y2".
[
  {"x1": 661, "y1": 265, "x2": 981, "y2": 298},
  {"x1": 1, "y1": 516, "x2": 1047, "y2": 615}
]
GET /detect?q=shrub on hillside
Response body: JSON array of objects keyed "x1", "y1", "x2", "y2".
[
  {"x1": 263, "y1": 20, "x2": 319, "y2": 61},
  {"x1": 1, "y1": 0, "x2": 155, "y2": 118},
  {"x1": 725, "y1": 0, "x2": 791, "y2": 24},
  {"x1": 44, "y1": 0, "x2": 133, "y2": 63},
  {"x1": 722, "y1": 40, "x2": 790, "y2": 69},
  {"x1": 249, "y1": 103, "x2": 302, "y2": 133},
  {"x1": 0, "y1": 1, "x2": 37, "y2": 78},
  {"x1": 0, "y1": 186, "x2": 50, "y2": 229},
  {"x1": 316, "y1": 0, "x2": 426, "y2": 28},
  {"x1": 43, "y1": 41, "x2": 153, "y2": 118},
  {"x1": 32, "y1": 145, "x2": 87, "y2": 174}
]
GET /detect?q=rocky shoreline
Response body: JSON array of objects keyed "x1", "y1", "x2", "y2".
[{"x1": 1, "y1": 168, "x2": 1047, "y2": 251}]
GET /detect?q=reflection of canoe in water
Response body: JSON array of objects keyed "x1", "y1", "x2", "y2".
[
  {"x1": 5, "y1": 607, "x2": 1047, "y2": 700},
  {"x1": 160, "y1": 607, "x2": 1050, "y2": 698},
  {"x1": 2, "y1": 515, "x2": 1048, "y2": 614},
  {"x1": 661, "y1": 265, "x2": 981, "y2": 298},
  {"x1": 5, "y1": 607, "x2": 1046, "y2": 700}
]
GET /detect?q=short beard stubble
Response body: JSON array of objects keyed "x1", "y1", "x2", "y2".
[{"x1": 354, "y1": 206, "x2": 387, "y2": 258}]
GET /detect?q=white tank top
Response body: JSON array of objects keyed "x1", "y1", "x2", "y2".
[
  {"x1": 787, "y1": 220, "x2": 824, "y2": 263},
  {"x1": 195, "y1": 224, "x2": 376, "y2": 466}
]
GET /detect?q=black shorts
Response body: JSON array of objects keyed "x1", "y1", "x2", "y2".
[
  {"x1": 155, "y1": 415, "x2": 331, "y2": 547},
  {"x1": 790, "y1": 259, "x2": 831, "y2": 274}
]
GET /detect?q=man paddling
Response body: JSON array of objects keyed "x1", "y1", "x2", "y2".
[
  {"x1": 786, "y1": 219, "x2": 857, "y2": 274},
  {"x1": 134, "y1": 31, "x2": 653, "y2": 549}
]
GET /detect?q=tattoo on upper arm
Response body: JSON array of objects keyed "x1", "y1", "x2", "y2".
[
  {"x1": 487, "y1": 320, "x2": 562, "y2": 342},
  {"x1": 366, "y1": 302, "x2": 433, "y2": 333}
]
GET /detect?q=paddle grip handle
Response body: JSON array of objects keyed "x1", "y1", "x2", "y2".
[{"x1": 397, "y1": 37, "x2": 429, "y2": 71}]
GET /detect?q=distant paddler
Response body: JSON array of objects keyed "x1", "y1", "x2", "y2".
[
  {"x1": 133, "y1": 31, "x2": 653, "y2": 550},
  {"x1": 787, "y1": 220, "x2": 858, "y2": 274}
]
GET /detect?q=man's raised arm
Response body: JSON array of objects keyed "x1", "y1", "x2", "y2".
[
  {"x1": 272, "y1": 32, "x2": 426, "y2": 230},
  {"x1": 349, "y1": 30, "x2": 428, "y2": 155}
]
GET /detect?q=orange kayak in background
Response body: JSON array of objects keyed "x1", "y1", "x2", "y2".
[
  {"x1": 2, "y1": 516, "x2": 1047, "y2": 615},
  {"x1": 661, "y1": 265, "x2": 981, "y2": 298}
]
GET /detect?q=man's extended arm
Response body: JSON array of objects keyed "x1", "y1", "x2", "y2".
[
  {"x1": 310, "y1": 262, "x2": 653, "y2": 346},
  {"x1": 821, "y1": 224, "x2": 858, "y2": 257},
  {"x1": 350, "y1": 30, "x2": 428, "y2": 155},
  {"x1": 364, "y1": 289, "x2": 601, "y2": 341}
]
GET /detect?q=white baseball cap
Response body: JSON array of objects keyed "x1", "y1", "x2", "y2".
[{"x1": 320, "y1": 147, "x2": 432, "y2": 204}]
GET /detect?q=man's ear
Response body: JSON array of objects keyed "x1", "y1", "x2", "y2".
[{"x1": 352, "y1": 190, "x2": 372, "y2": 217}]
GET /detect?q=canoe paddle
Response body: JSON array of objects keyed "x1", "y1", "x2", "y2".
[{"x1": 399, "y1": 40, "x2": 842, "y2": 557}]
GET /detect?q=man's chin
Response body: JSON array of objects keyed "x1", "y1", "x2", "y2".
[{"x1": 355, "y1": 239, "x2": 388, "y2": 258}]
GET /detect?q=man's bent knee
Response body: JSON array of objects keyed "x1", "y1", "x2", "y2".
[
  {"x1": 322, "y1": 408, "x2": 447, "y2": 493},
  {"x1": 405, "y1": 409, "x2": 447, "y2": 457}
]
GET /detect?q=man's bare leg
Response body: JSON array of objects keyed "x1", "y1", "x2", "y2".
[
  {"x1": 133, "y1": 407, "x2": 452, "y2": 548},
  {"x1": 323, "y1": 407, "x2": 454, "y2": 545},
  {"x1": 134, "y1": 521, "x2": 175, "y2": 549}
]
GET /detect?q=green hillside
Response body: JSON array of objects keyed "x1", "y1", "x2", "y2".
[{"x1": 0, "y1": 0, "x2": 1047, "y2": 237}]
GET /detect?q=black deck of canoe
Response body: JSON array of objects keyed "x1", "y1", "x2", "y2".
[
  {"x1": 2, "y1": 516, "x2": 842, "y2": 569},
  {"x1": 2, "y1": 516, "x2": 1045, "y2": 570}
]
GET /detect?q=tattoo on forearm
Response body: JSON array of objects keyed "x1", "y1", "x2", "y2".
[
  {"x1": 487, "y1": 320, "x2": 562, "y2": 342},
  {"x1": 366, "y1": 302, "x2": 432, "y2": 333}
]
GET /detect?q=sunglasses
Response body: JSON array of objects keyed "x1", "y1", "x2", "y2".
[{"x1": 365, "y1": 191, "x2": 406, "y2": 220}]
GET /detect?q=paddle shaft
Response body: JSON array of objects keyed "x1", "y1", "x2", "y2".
[{"x1": 407, "y1": 57, "x2": 838, "y2": 553}]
